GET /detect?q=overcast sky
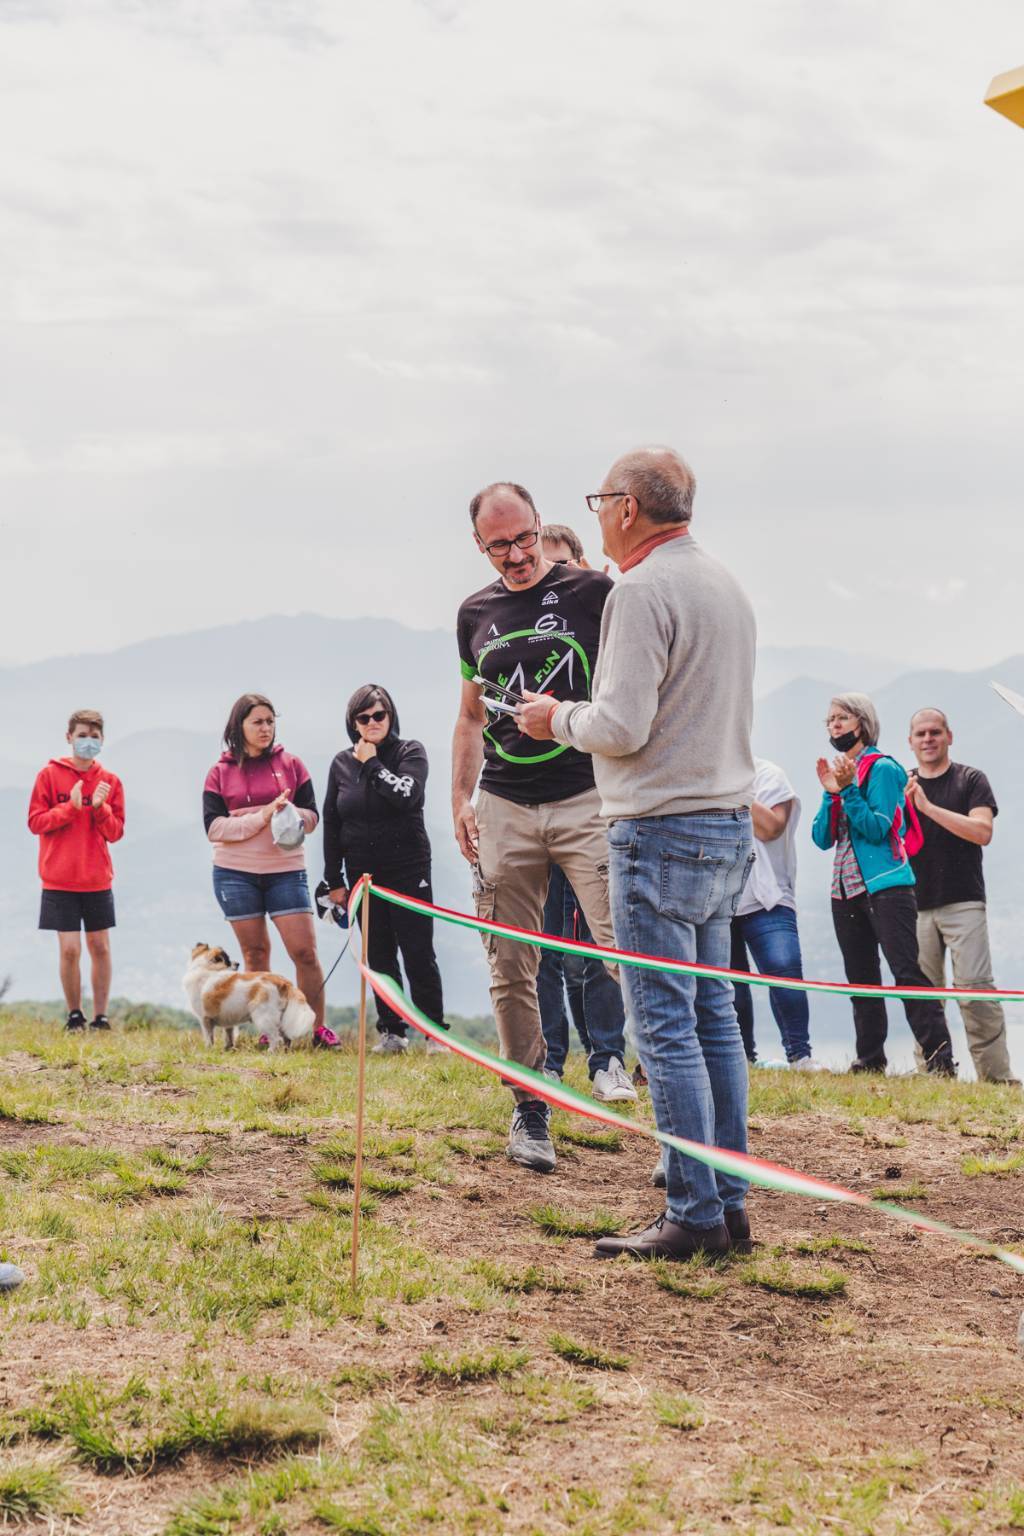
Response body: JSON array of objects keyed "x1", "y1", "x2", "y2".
[{"x1": 1, "y1": 0, "x2": 1022, "y2": 671}]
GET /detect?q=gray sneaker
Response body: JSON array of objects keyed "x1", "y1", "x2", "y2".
[
  {"x1": 506, "y1": 1099, "x2": 556, "y2": 1173},
  {"x1": 372, "y1": 1033, "x2": 408, "y2": 1055},
  {"x1": 650, "y1": 1160, "x2": 667, "y2": 1189},
  {"x1": 424, "y1": 1034, "x2": 449, "y2": 1055},
  {"x1": 0, "y1": 1262, "x2": 25, "y2": 1291},
  {"x1": 592, "y1": 1059, "x2": 638, "y2": 1103}
]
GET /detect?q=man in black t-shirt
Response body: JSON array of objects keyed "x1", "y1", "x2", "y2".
[
  {"x1": 452, "y1": 482, "x2": 637, "y2": 1174},
  {"x1": 906, "y1": 708, "x2": 1018, "y2": 1084}
]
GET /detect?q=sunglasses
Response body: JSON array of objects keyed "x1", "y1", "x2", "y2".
[{"x1": 355, "y1": 709, "x2": 388, "y2": 726}]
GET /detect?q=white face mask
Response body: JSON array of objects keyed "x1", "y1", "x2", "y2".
[{"x1": 71, "y1": 737, "x2": 102, "y2": 761}]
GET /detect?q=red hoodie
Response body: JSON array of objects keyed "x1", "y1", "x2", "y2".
[{"x1": 27, "y1": 758, "x2": 126, "y2": 892}]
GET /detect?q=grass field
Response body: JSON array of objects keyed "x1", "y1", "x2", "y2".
[{"x1": 1, "y1": 1007, "x2": 1023, "y2": 1535}]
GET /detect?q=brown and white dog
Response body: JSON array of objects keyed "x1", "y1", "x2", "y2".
[{"x1": 183, "y1": 944, "x2": 315, "y2": 1051}]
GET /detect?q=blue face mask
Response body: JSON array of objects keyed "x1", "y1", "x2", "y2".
[{"x1": 71, "y1": 736, "x2": 102, "y2": 761}]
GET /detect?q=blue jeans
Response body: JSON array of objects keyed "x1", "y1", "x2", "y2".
[
  {"x1": 731, "y1": 906, "x2": 811, "y2": 1063},
  {"x1": 608, "y1": 811, "x2": 753, "y2": 1231},
  {"x1": 537, "y1": 866, "x2": 627, "y2": 1078}
]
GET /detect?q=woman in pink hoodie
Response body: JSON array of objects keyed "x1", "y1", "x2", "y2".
[{"x1": 202, "y1": 693, "x2": 336, "y2": 1047}]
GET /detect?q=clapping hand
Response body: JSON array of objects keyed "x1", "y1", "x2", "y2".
[
  {"x1": 832, "y1": 755, "x2": 856, "y2": 791},
  {"x1": 816, "y1": 757, "x2": 839, "y2": 794},
  {"x1": 93, "y1": 781, "x2": 112, "y2": 809},
  {"x1": 70, "y1": 780, "x2": 84, "y2": 809}
]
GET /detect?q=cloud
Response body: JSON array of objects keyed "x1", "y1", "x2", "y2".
[{"x1": 0, "y1": 0, "x2": 1022, "y2": 667}]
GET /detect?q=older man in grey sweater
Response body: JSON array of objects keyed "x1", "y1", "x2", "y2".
[{"x1": 518, "y1": 446, "x2": 757, "y2": 1261}]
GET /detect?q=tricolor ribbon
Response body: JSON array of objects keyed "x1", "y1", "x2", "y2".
[{"x1": 345, "y1": 882, "x2": 1024, "y2": 1278}]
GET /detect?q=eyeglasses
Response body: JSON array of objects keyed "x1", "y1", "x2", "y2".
[
  {"x1": 480, "y1": 529, "x2": 540, "y2": 558},
  {"x1": 355, "y1": 710, "x2": 388, "y2": 725},
  {"x1": 585, "y1": 491, "x2": 632, "y2": 514}
]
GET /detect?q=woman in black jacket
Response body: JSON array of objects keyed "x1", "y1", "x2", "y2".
[{"x1": 323, "y1": 683, "x2": 446, "y2": 1054}]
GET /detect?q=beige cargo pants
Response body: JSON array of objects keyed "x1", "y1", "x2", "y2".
[
  {"x1": 915, "y1": 901, "x2": 1018, "y2": 1084},
  {"x1": 473, "y1": 786, "x2": 620, "y2": 1102}
]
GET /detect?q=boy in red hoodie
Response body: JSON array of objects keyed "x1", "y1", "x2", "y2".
[{"x1": 27, "y1": 709, "x2": 125, "y2": 1031}]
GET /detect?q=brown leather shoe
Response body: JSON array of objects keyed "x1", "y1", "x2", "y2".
[
  {"x1": 724, "y1": 1207, "x2": 751, "y2": 1252},
  {"x1": 594, "y1": 1213, "x2": 730, "y2": 1262}
]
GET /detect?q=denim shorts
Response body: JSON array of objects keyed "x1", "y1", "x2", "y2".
[{"x1": 212, "y1": 867, "x2": 313, "y2": 922}]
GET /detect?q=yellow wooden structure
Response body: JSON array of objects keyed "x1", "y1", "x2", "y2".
[{"x1": 985, "y1": 65, "x2": 1024, "y2": 128}]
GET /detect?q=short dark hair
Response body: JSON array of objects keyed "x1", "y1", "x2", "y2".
[
  {"x1": 68, "y1": 708, "x2": 104, "y2": 735},
  {"x1": 469, "y1": 482, "x2": 537, "y2": 529},
  {"x1": 223, "y1": 693, "x2": 276, "y2": 763},
  {"x1": 621, "y1": 462, "x2": 695, "y2": 526},
  {"x1": 541, "y1": 523, "x2": 584, "y2": 561}
]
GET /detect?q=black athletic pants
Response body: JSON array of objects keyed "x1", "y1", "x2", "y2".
[
  {"x1": 358, "y1": 864, "x2": 446, "y2": 1037},
  {"x1": 831, "y1": 888, "x2": 953, "y2": 1069}
]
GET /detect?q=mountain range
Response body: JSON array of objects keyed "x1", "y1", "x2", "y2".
[{"x1": 3, "y1": 614, "x2": 1022, "y2": 1077}]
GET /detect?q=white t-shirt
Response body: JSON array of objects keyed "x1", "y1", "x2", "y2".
[{"x1": 736, "y1": 758, "x2": 800, "y2": 917}]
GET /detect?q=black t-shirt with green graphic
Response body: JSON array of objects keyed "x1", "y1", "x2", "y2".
[{"x1": 457, "y1": 564, "x2": 613, "y2": 805}]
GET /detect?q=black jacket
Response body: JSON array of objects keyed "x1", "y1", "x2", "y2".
[{"x1": 322, "y1": 734, "x2": 432, "y2": 886}]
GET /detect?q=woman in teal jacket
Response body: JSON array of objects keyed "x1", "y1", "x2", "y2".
[{"x1": 812, "y1": 692, "x2": 955, "y2": 1075}]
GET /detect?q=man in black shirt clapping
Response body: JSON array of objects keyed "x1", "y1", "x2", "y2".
[{"x1": 906, "y1": 708, "x2": 1018, "y2": 1084}]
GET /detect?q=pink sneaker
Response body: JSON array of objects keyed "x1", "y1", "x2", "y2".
[
  {"x1": 313, "y1": 1025, "x2": 341, "y2": 1049},
  {"x1": 257, "y1": 1034, "x2": 270, "y2": 1050}
]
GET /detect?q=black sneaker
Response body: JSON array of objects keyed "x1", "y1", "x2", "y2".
[
  {"x1": 925, "y1": 1047, "x2": 957, "y2": 1079},
  {"x1": 65, "y1": 1010, "x2": 86, "y2": 1032},
  {"x1": 89, "y1": 1015, "x2": 111, "y2": 1031},
  {"x1": 849, "y1": 1056, "x2": 886, "y2": 1075},
  {"x1": 506, "y1": 1098, "x2": 556, "y2": 1173}
]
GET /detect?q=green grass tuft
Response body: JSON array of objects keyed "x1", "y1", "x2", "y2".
[
  {"x1": 469, "y1": 1258, "x2": 582, "y2": 1295},
  {"x1": 0, "y1": 1458, "x2": 77, "y2": 1520},
  {"x1": 871, "y1": 1180, "x2": 926, "y2": 1202},
  {"x1": 962, "y1": 1151, "x2": 1024, "y2": 1177},
  {"x1": 652, "y1": 1392, "x2": 705, "y2": 1431},
  {"x1": 528, "y1": 1203, "x2": 621, "y2": 1238},
  {"x1": 740, "y1": 1258, "x2": 847, "y2": 1299},
  {"x1": 651, "y1": 1260, "x2": 727, "y2": 1301},
  {"x1": 549, "y1": 1333, "x2": 631, "y2": 1371},
  {"x1": 556, "y1": 1126, "x2": 623, "y2": 1152},
  {"x1": 418, "y1": 1348, "x2": 529, "y2": 1385},
  {"x1": 793, "y1": 1234, "x2": 870, "y2": 1256}
]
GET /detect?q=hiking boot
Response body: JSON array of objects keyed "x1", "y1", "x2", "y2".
[
  {"x1": 595, "y1": 1213, "x2": 730, "y2": 1262},
  {"x1": 313, "y1": 1025, "x2": 341, "y2": 1050},
  {"x1": 89, "y1": 1015, "x2": 111, "y2": 1031},
  {"x1": 651, "y1": 1160, "x2": 667, "y2": 1189},
  {"x1": 372, "y1": 1032, "x2": 407, "y2": 1055},
  {"x1": 724, "y1": 1207, "x2": 752, "y2": 1252},
  {"x1": 592, "y1": 1058, "x2": 639, "y2": 1103},
  {"x1": 65, "y1": 1010, "x2": 86, "y2": 1032},
  {"x1": 506, "y1": 1099, "x2": 556, "y2": 1174},
  {"x1": 926, "y1": 1047, "x2": 957, "y2": 1079}
]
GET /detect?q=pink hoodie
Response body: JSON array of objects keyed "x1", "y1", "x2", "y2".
[{"x1": 202, "y1": 746, "x2": 318, "y2": 874}]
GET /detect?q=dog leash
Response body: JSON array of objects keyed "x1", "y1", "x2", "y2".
[{"x1": 307, "y1": 931, "x2": 351, "y2": 1005}]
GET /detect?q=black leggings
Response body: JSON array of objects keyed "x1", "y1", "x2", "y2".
[
  {"x1": 358, "y1": 865, "x2": 445, "y2": 1037},
  {"x1": 831, "y1": 888, "x2": 952, "y2": 1069}
]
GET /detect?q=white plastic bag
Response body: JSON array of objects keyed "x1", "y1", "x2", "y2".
[{"x1": 271, "y1": 800, "x2": 306, "y2": 849}]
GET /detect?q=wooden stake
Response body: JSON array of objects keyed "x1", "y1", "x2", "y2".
[{"x1": 350, "y1": 874, "x2": 372, "y2": 1290}]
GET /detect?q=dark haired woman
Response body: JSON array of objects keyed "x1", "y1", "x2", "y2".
[
  {"x1": 203, "y1": 693, "x2": 337, "y2": 1048},
  {"x1": 323, "y1": 684, "x2": 446, "y2": 1054}
]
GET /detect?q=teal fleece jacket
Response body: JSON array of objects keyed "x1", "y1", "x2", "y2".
[{"x1": 811, "y1": 748, "x2": 915, "y2": 894}]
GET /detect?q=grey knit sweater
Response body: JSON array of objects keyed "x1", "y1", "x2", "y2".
[{"x1": 551, "y1": 534, "x2": 756, "y2": 821}]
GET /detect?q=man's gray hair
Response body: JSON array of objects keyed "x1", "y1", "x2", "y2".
[
  {"x1": 831, "y1": 692, "x2": 880, "y2": 747},
  {"x1": 616, "y1": 448, "x2": 696, "y2": 526}
]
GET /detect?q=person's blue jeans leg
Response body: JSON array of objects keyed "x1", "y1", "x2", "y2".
[
  {"x1": 561, "y1": 877, "x2": 627, "y2": 1077},
  {"x1": 738, "y1": 906, "x2": 811, "y2": 1062},
  {"x1": 730, "y1": 918, "x2": 757, "y2": 1062},
  {"x1": 537, "y1": 867, "x2": 570, "y2": 1076},
  {"x1": 608, "y1": 812, "x2": 753, "y2": 1230}
]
